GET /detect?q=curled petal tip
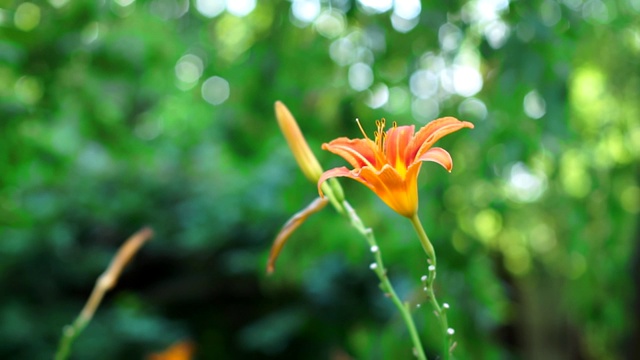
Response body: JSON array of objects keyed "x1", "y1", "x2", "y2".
[{"x1": 266, "y1": 197, "x2": 328, "y2": 274}]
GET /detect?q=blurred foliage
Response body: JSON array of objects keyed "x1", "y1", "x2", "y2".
[{"x1": 1, "y1": 0, "x2": 639, "y2": 359}]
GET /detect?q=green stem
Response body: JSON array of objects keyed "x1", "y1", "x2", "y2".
[
  {"x1": 409, "y1": 214, "x2": 452, "y2": 360},
  {"x1": 55, "y1": 318, "x2": 88, "y2": 360},
  {"x1": 342, "y1": 200, "x2": 427, "y2": 360}
]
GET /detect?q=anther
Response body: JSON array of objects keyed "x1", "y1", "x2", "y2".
[
  {"x1": 370, "y1": 245, "x2": 379, "y2": 253},
  {"x1": 428, "y1": 265, "x2": 436, "y2": 272},
  {"x1": 420, "y1": 275, "x2": 428, "y2": 282},
  {"x1": 369, "y1": 263, "x2": 378, "y2": 270},
  {"x1": 447, "y1": 328, "x2": 455, "y2": 335}
]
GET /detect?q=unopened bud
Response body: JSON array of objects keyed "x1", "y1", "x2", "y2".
[{"x1": 274, "y1": 101, "x2": 324, "y2": 183}]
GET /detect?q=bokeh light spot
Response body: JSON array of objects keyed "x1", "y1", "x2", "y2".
[
  {"x1": 393, "y1": 0, "x2": 421, "y2": 20},
  {"x1": 452, "y1": 65, "x2": 483, "y2": 97},
  {"x1": 439, "y1": 23, "x2": 462, "y2": 52},
  {"x1": 365, "y1": 83, "x2": 389, "y2": 109},
  {"x1": 201, "y1": 76, "x2": 230, "y2": 105},
  {"x1": 115, "y1": 0, "x2": 135, "y2": 7},
  {"x1": 292, "y1": 0, "x2": 320, "y2": 23},
  {"x1": 329, "y1": 37, "x2": 356, "y2": 66},
  {"x1": 48, "y1": 0, "x2": 70, "y2": 8},
  {"x1": 314, "y1": 9, "x2": 345, "y2": 38},
  {"x1": 348, "y1": 62, "x2": 373, "y2": 91},
  {"x1": 484, "y1": 20, "x2": 510, "y2": 48},
  {"x1": 583, "y1": 0, "x2": 611, "y2": 24},
  {"x1": 175, "y1": 54, "x2": 204, "y2": 90},
  {"x1": 540, "y1": 0, "x2": 561, "y2": 26},
  {"x1": 358, "y1": 0, "x2": 392, "y2": 14},
  {"x1": 390, "y1": 13, "x2": 419, "y2": 33},
  {"x1": 474, "y1": 208, "x2": 503, "y2": 243},
  {"x1": 15, "y1": 76, "x2": 43, "y2": 105},
  {"x1": 529, "y1": 223, "x2": 557, "y2": 254},
  {"x1": 409, "y1": 69, "x2": 438, "y2": 99},
  {"x1": 458, "y1": 97, "x2": 487, "y2": 122},
  {"x1": 226, "y1": 0, "x2": 256, "y2": 17},
  {"x1": 506, "y1": 162, "x2": 547, "y2": 203},
  {"x1": 196, "y1": 0, "x2": 225, "y2": 18},
  {"x1": 149, "y1": 0, "x2": 189, "y2": 20},
  {"x1": 14, "y1": 2, "x2": 40, "y2": 32},
  {"x1": 81, "y1": 22, "x2": 100, "y2": 44},
  {"x1": 412, "y1": 98, "x2": 439, "y2": 123},
  {"x1": 523, "y1": 90, "x2": 546, "y2": 119}
]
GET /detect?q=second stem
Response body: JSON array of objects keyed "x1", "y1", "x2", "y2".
[{"x1": 410, "y1": 214, "x2": 452, "y2": 360}]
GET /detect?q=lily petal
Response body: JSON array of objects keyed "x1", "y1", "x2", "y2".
[
  {"x1": 385, "y1": 125, "x2": 415, "y2": 172},
  {"x1": 322, "y1": 138, "x2": 378, "y2": 168},
  {"x1": 267, "y1": 197, "x2": 329, "y2": 274},
  {"x1": 417, "y1": 147, "x2": 453, "y2": 172},
  {"x1": 317, "y1": 166, "x2": 374, "y2": 198},
  {"x1": 407, "y1": 117, "x2": 474, "y2": 162},
  {"x1": 359, "y1": 165, "x2": 419, "y2": 218}
]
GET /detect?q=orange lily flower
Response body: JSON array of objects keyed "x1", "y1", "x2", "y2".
[{"x1": 317, "y1": 117, "x2": 474, "y2": 218}]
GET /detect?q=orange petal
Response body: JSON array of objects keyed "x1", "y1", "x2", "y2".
[
  {"x1": 359, "y1": 165, "x2": 419, "y2": 218},
  {"x1": 267, "y1": 197, "x2": 329, "y2": 274},
  {"x1": 417, "y1": 147, "x2": 453, "y2": 172},
  {"x1": 318, "y1": 166, "x2": 374, "y2": 197},
  {"x1": 407, "y1": 117, "x2": 474, "y2": 163},
  {"x1": 385, "y1": 125, "x2": 414, "y2": 170},
  {"x1": 147, "y1": 340, "x2": 195, "y2": 360},
  {"x1": 322, "y1": 138, "x2": 378, "y2": 168}
]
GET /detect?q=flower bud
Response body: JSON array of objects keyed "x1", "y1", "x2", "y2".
[{"x1": 274, "y1": 101, "x2": 324, "y2": 183}]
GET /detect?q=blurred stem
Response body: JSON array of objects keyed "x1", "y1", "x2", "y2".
[
  {"x1": 409, "y1": 214, "x2": 452, "y2": 360},
  {"x1": 55, "y1": 227, "x2": 153, "y2": 360},
  {"x1": 342, "y1": 200, "x2": 427, "y2": 360}
]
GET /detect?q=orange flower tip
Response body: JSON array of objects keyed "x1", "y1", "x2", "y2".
[
  {"x1": 266, "y1": 264, "x2": 275, "y2": 275},
  {"x1": 147, "y1": 340, "x2": 195, "y2": 360},
  {"x1": 274, "y1": 101, "x2": 324, "y2": 182}
]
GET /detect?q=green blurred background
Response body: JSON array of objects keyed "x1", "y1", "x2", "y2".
[{"x1": 1, "y1": 0, "x2": 639, "y2": 358}]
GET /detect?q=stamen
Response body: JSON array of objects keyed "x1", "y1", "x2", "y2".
[
  {"x1": 374, "y1": 119, "x2": 387, "y2": 152},
  {"x1": 355, "y1": 118, "x2": 370, "y2": 140}
]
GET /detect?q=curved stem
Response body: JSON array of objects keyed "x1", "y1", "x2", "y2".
[
  {"x1": 342, "y1": 201, "x2": 427, "y2": 360},
  {"x1": 55, "y1": 227, "x2": 153, "y2": 360},
  {"x1": 410, "y1": 214, "x2": 452, "y2": 360}
]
